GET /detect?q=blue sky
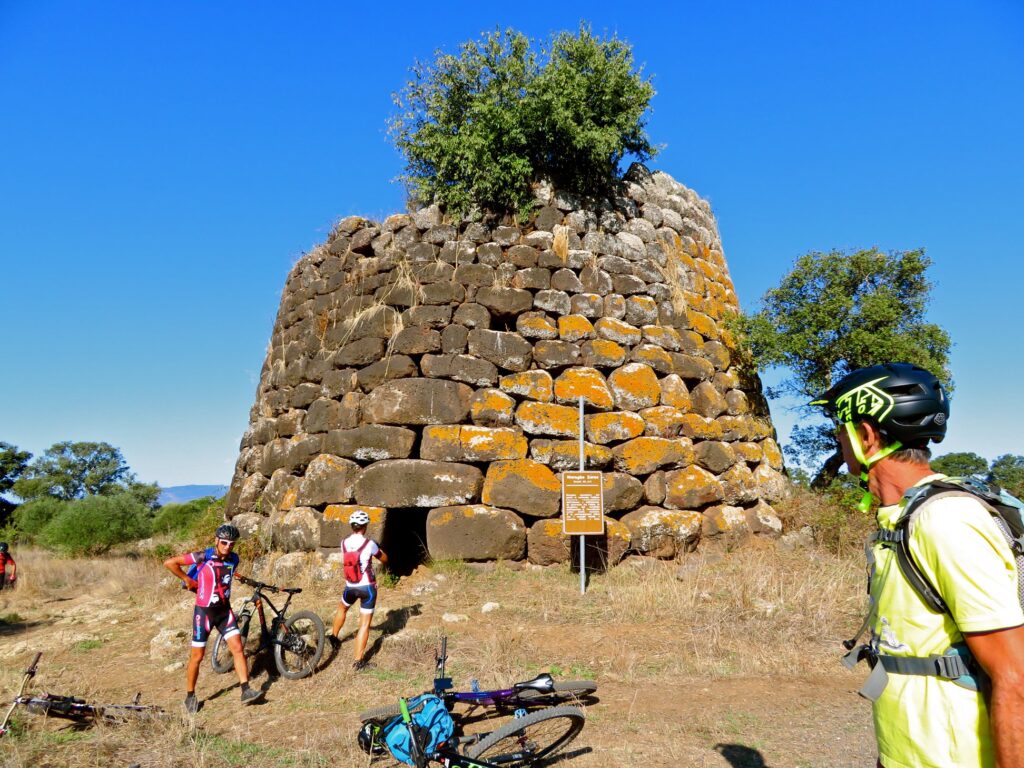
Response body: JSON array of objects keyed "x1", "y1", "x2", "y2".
[{"x1": 1, "y1": 1, "x2": 1021, "y2": 486}]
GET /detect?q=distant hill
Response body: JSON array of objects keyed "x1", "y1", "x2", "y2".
[{"x1": 158, "y1": 485, "x2": 229, "y2": 506}]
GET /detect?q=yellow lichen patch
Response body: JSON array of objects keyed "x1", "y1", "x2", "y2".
[
  {"x1": 594, "y1": 318, "x2": 642, "y2": 345},
  {"x1": 280, "y1": 487, "x2": 298, "y2": 512},
  {"x1": 518, "y1": 314, "x2": 558, "y2": 338},
  {"x1": 324, "y1": 504, "x2": 386, "y2": 524},
  {"x1": 482, "y1": 459, "x2": 561, "y2": 502},
  {"x1": 470, "y1": 388, "x2": 516, "y2": 425},
  {"x1": 606, "y1": 516, "x2": 631, "y2": 543},
  {"x1": 697, "y1": 259, "x2": 722, "y2": 283},
  {"x1": 607, "y1": 363, "x2": 661, "y2": 410},
  {"x1": 514, "y1": 401, "x2": 580, "y2": 438},
  {"x1": 530, "y1": 439, "x2": 613, "y2": 470},
  {"x1": 686, "y1": 309, "x2": 719, "y2": 340},
  {"x1": 543, "y1": 519, "x2": 562, "y2": 536},
  {"x1": 640, "y1": 406, "x2": 687, "y2": 438},
  {"x1": 660, "y1": 375, "x2": 692, "y2": 411},
  {"x1": 611, "y1": 436, "x2": 691, "y2": 475},
  {"x1": 664, "y1": 465, "x2": 725, "y2": 509},
  {"x1": 733, "y1": 442, "x2": 764, "y2": 464},
  {"x1": 585, "y1": 411, "x2": 645, "y2": 444},
  {"x1": 422, "y1": 425, "x2": 528, "y2": 462},
  {"x1": 641, "y1": 325, "x2": 683, "y2": 351},
  {"x1": 553, "y1": 367, "x2": 613, "y2": 410},
  {"x1": 761, "y1": 438, "x2": 784, "y2": 469},
  {"x1": 678, "y1": 413, "x2": 724, "y2": 440},
  {"x1": 582, "y1": 339, "x2": 626, "y2": 368},
  {"x1": 632, "y1": 345, "x2": 673, "y2": 372},
  {"x1": 558, "y1": 314, "x2": 596, "y2": 342},
  {"x1": 683, "y1": 290, "x2": 707, "y2": 315},
  {"x1": 499, "y1": 371, "x2": 554, "y2": 402}
]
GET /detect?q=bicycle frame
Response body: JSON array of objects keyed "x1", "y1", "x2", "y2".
[
  {"x1": 429, "y1": 638, "x2": 557, "y2": 711},
  {"x1": 238, "y1": 583, "x2": 297, "y2": 652}
]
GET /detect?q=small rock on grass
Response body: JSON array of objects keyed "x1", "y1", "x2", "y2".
[
  {"x1": 164, "y1": 661, "x2": 185, "y2": 673},
  {"x1": 442, "y1": 613, "x2": 469, "y2": 623},
  {"x1": 481, "y1": 602, "x2": 500, "y2": 613}
]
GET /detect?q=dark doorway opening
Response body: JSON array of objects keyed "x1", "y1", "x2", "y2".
[{"x1": 380, "y1": 508, "x2": 429, "y2": 576}]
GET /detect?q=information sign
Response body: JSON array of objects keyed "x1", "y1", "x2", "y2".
[{"x1": 561, "y1": 471, "x2": 604, "y2": 535}]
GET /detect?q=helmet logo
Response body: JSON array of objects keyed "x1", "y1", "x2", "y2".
[{"x1": 834, "y1": 377, "x2": 895, "y2": 424}]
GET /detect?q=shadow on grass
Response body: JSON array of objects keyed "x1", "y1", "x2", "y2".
[
  {"x1": 715, "y1": 743, "x2": 769, "y2": 767},
  {"x1": 363, "y1": 604, "x2": 423, "y2": 663}
]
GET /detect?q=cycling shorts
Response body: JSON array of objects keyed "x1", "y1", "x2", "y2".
[
  {"x1": 341, "y1": 585, "x2": 377, "y2": 613},
  {"x1": 192, "y1": 604, "x2": 239, "y2": 647}
]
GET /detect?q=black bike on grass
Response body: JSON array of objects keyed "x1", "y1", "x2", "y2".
[
  {"x1": 210, "y1": 575, "x2": 325, "y2": 679},
  {"x1": 0, "y1": 653, "x2": 164, "y2": 738},
  {"x1": 358, "y1": 695, "x2": 586, "y2": 768},
  {"x1": 357, "y1": 636, "x2": 597, "y2": 723}
]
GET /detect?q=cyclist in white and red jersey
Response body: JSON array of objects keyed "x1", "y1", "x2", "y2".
[
  {"x1": 0, "y1": 543, "x2": 16, "y2": 590},
  {"x1": 164, "y1": 524, "x2": 264, "y2": 712},
  {"x1": 329, "y1": 510, "x2": 388, "y2": 671}
]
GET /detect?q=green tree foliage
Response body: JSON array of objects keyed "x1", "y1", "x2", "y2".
[
  {"x1": 0, "y1": 442, "x2": 31, "y2": 497},
  {"x1": 389, "y1": 25, "x2": 656, "y2": 219},
  {"x1": 12, "y1": 441, "x2": 157, "y2": 504},
  {"x1": 931, "y1": 452, "x2": 990, "y2": 477},
  {"x1": 990, "y1": 454, "x2": 1024, "y2": 498},
  {"x1": 12, "y1": 497, "x2": 66, "y2": 542},
  {"x1": 733, "y1": 248, "x2": 951, "y2": 484},
  {"x1": 39, "y1": 493, "x2": 152, "y2": 556},
  {"x1": 152, "y1": 496, "x2": 218, "y2": 536}
]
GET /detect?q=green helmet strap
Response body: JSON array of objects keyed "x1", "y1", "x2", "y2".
[{"x1": 842, "y1": 421, "x2": 902, "y2": 512}]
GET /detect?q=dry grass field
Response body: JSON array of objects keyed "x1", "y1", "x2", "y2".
[{"x1": 0, "y1": 540, "x2": 877, "y2": 768}]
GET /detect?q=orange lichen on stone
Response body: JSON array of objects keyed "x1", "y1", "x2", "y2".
[
  {"x1": 499, "y1": 370, "x2": 554, "y2": 402},
  {"x1": 660, "y1": 375, "x2": 692, "y2": 411},
  {"x1": 544, "y1": 519, "x2": 562, "y2": 536},
  {"x1": 594, "y1": 317, "x2": 642, "y2": 345},
  {"x1": 761, "y1": 438, "x2": 784, "y2": 469},
  {"x1": 529, "y1": 439, "x2": 613, "y2": 470},
  {"x1": 470, "y1": 388, "x2": 516, "y2": 425},
  {"x1": 280, "y1": 487, "x2": 298, "y2": 512},
  {"x1": 678, "y1": 413, "x2": 724, "y2": 440},
  {"x1": 640, "y1": 406, "x2": 687, "y2": 438},
  {"x1": 612, "y1": 436, "x2": 692, "y2": 475},
  {"x1": 686, "y1": 309, "x2": 719, "y2": 340},
  {"x1": 607, "y1": 363, "x2": 661, "y2": 410},
  {"x1": 631, "y1": 345, "x2": 674, "y2": 373},
  {"x1": 641, "y1": 325, "x2": 683, "y2": 351},
  {"x1": 581, "y1": 339, "x2": 626, "y2": 368},
  {"x1": 585, "y1": 411, "x2": 645, "y2": 444},
  {"x1": 733, "y1": 442, "x2": 764, "y2": 464},
  {"x1": 557, "y1": 314, "x2": 596, "y2": 342},
  {"x1": 664, "y1": 465, "x2": 725, "y2": 509},
  {"x1": 518, "y1": 314, "x2": 559, "y2": 338},
  {"x1": 515, "y1": 401, "x2": 580, "y2": 438},
  {"x1": 324, "y1": 504, "x2": 385, "y2": 524},
  {"x1": 553, "y1": 367, "x2": 614, "y2": 410},
  {"x1": 422, "y1": 425, "x2": 528, "y2": 461}
]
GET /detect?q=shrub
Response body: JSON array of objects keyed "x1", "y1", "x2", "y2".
[
  {"x1": 774, "y1": 480, "x2": 873, "y2": 555},
  {"x1": 152, "y1": 496, "x2": 218, "y2": 536},
  {"x1": 187, "y1": 497, "x2": 229, "y2": 551},
  {"x1": 12, "y1": 497, "x2": 67, "y2": 542},
  {"x1": 39, "y1": 493, "x2": 152, "y2": 556},
  {"x1": 389, "y1": 24, "x2": 656, "y2": 219}
]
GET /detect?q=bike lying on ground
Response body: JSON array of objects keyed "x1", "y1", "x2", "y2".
[
  {"x1": 357, "y1": 636, "x2": 597, "y2": 723},
  {"x1": 210, "y1": 575, "x2": 325, "y2": 680},
  {"x1": 358, "y1": 694, "x2": 585, "y2": 768},
  {"x1": 0, "y1": 653, "x2": 164, "y2": 738}
]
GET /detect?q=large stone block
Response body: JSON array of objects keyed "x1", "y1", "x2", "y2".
[
  {"x1": 529, "y1": 439, "x2": 613, "y2": 471},
  {"x1": 354, "y1": 460, "x2": 483, "y2": 507},
  {"x1": 602, "y1": 472, "x2": 644, "y2": 512},
  {"x1": 664, "y1": 465, "x2": 725, "y2": 509},
  {"x1": 702, "y1": 504, "x2": 749, "y2": 539},
  {"x1": 321, "y1": 504, "x2": 386, "y2": 548},
  {"x1": 325, "y1": 425, "x2": 416, "y2": 461},
  {"x1": 426, "y1": 505, "x2": 526, "y2": 561},
  {"x1": 233, "y1": 473, "x2": 267, "y2": 516},
  {"x1": 744, "y1": 500, "x2": 783, "y2": 537},
  {"x1": 421, "y1": 426, "x2": 528, "y2": 462},
  {"x1": 271, "y1": 507, "x2": 321, "y2": 552},
  {"x1": 620, "y1": 506, "x2": 702, "y2": 557},
  {"x1": 262, "y1": 468, "x2": 299, "y2": 514},
  {"x1": 469, "y1": 389, "x2": 516, "y2": 426},
  {"x1": 608, "y1": 363, "x2": 662, "y2": 410},
  {"x1": 612, "y1": 436, "x2": 693, "y2": 475},
  {"x1": 476, "y1": 287, "x2": 533, "y2": 317},
  {"x1": 585, "y1": 411, "x2": 645, "y2": 444},
  {"x1": 515, "y1": 402, "x2": 580, "y2": 438},
  {"x1": 363, "y1": 379, "x2": 473, "y2": 425},
  {"x1": 553, "y1": 367, "x2": 613, "y2": 410},
  {"x1": 527, "y1": 518, "x2": 571, "y2": 565},
  {"x1": 481, "y1": 459, "x2": 561, "y2": 517},
  {"x1": 467, "y1": 329, "x2": 533, "y2": 372},
  {"x1": 296, "y1": 454, "x2": 361, "y2": 506},
  {"x1": 694, "y1": 441, "x2": 737, "y2": 474},
  {"x1": 499, "y1": 370, "x2": 553, "y2": 402}
]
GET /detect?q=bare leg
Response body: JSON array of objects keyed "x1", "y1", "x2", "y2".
[
  {"x1": 331, "y1": 602, "x2": 350, "y2": 639},
  {"x1": 186, "y1": 646, "x2": 205, "y2": 693},
  {"x1": 354, "y1": 611, "x2": 373, "y2": 661},
  {"x1": 226, "y1": 634, "x2": 249, "y2": 685}
]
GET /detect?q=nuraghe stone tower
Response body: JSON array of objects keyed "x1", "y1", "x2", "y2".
[{"x1": 225, "y1": 166, "x2": 786, "y2": 577}]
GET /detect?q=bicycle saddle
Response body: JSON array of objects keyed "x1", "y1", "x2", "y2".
[
  {"x1": 282, "y1": 587, "x2": 302, "y2": 594},
  {"x1": 513, "y1": 673, "x2": 555, "y2": 693}
]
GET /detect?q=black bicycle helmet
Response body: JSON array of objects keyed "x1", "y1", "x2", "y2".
[
  {"x1": 215, "y1": 524, "x2": 240, "y2": 542},
  {"x1": 0, "y1": 542, "x2": 8, "y2": 553},
  {"x1": 358, "y1": 722, "x2": 386, "y2": 755},
  {"x1": 811, "y1": 362, "x2": 949, "y2": 447}
]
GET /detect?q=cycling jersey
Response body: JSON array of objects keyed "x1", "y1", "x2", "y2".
[
  {"x1": 0, "y1": 553, "x2": 14, "y2": 588},
  {"x1": 184, "y1": 549, "x2": 239, "y2": 608},
  {"x1": 341, "y1": 534, "x2": 379, "y2": 588}
]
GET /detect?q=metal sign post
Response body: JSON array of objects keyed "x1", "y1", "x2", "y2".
[{"x1": 561, "y1": 398, "x2": 603, "y2": 595}]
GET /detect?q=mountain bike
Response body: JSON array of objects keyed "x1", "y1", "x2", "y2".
[
  {"x1": 0, "y1": 653, "x2": 164, "y2": 738},
  {"x1": 358, "y1": 636, "x2": 597, "y2": 723},
  {"x1": 358, "y1": 695, "x2": 585, "y2": 768},
  {"x1": 210, "y1": 575, "x2": 325, "y2": 679}
]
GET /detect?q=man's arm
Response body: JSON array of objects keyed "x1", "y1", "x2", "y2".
[
  {"x1": 964, "y1": 624, "x2": 1024, "y2": 768},
  {"x1": 373, "y1": 548, "x2": 388, "y2": 566},
  {"x1": 163, "y1": 553, "x2": 199, "y2": 591}
]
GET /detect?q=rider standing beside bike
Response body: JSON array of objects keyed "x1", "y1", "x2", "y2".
[
  {"x1": 330, "y1": 510, "x2": 387, "y2": 671},
  {"x1": 0, "y1": 543, "x2": 16, "y2": 590},
  {"x1": 164, "y1": 523, "x2": 265, "y2": 712}
]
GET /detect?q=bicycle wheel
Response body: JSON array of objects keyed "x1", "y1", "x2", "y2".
[
  {"x1": 516, "y1": 681, "x2": 597, "y2": 704},
  {"x1": 466, "y1": 706, "x2": 585, "y2": 767},
  {"x1": 211, "y1": 612, "x2": 251, "y2": 674},
  {"x1": 359, "y1": 702, "x2": 402, "y2": 723},
  {"x1": 273, "y1": 610, "x2": 325, "y2": 679}
]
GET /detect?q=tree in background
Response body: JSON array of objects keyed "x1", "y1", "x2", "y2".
[
  {"x1": 990, "y1": 454, "x2": 1024, "y2": 498},
  {"x1": 0, "y1": 441, "x2": 32, "y2": 522},
  {"x1": 12, "y1": 441, "x2": 158, "y2": 506},
  {"x1": 733, "y1": 248, "x2": 951, "y2": 486},
  {"x1": 931, "y1": 452, "x2": 989, "y2": 477},
  {"x1": 389, "y1": 24, "x2": 656, "y2": 219}
]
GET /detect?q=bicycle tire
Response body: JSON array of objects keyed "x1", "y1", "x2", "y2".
[
  {"x1": 515, "y1": 681, "x2": 597, "y2": 704},
  {"x1": 359, "y1": 702, "x2": 402, "y2": 723},
  {"x1": 466, "y1": 706, "x2": 585, "y2": 767},
  {"x1": 211, "y1": 612, "x2": 251, "y2": 674},
  {"x1": 273, "y1": 610, "x2": 325, "y2": 679}
]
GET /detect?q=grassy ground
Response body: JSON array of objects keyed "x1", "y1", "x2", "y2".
[{"x1": 0, "y1": 541, "x2": 876, "y2": 767}]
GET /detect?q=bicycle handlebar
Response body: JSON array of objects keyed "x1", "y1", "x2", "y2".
[{"x1": 236, "y1": 575, "x2": 301, "y2": 595}]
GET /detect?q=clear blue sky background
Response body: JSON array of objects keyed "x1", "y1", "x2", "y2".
[{"x1": 2, "y1": 1, "x2": 1021, "y2": 487}]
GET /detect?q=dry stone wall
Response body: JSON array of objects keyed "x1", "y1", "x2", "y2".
[{"x1": 225, "y1": 165, "x2": 786, "y2": 576}]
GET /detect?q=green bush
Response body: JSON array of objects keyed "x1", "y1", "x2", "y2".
[
  {"x1": 12, "y1": 497, "x2": 67, "y2": 542},
  {"x1": 152, "y1": 496, "x2": 218, "y2": 536},
  {"x1": 389, "y1": 24, "x2": 656, "y2": 219},
  {"x1": 187, "y1": 497, "x2": 229, "y2": 551},
  {"x1": 39, "y1": 493, "x2": 152, "y2": 556}
]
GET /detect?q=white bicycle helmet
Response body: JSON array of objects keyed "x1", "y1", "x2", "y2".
[{"x1": 349, "y1": 510, "x2": 370, "y2": 526}]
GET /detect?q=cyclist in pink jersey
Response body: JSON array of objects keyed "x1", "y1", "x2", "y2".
[
  {"x1": 164, "y1": 524, "x2": 264, "y2": 713},
  {"x1": 0, "y1": 543, "x2": 15, "y2": 590}
]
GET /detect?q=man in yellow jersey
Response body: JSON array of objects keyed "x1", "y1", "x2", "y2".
[{"x1": 812, "y1": 363, "x2": 1024, "y2": 768}]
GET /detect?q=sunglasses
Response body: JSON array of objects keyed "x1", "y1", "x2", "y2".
[{"x1": 217, "y1": 538, "x2": 236, "y2": 547}]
